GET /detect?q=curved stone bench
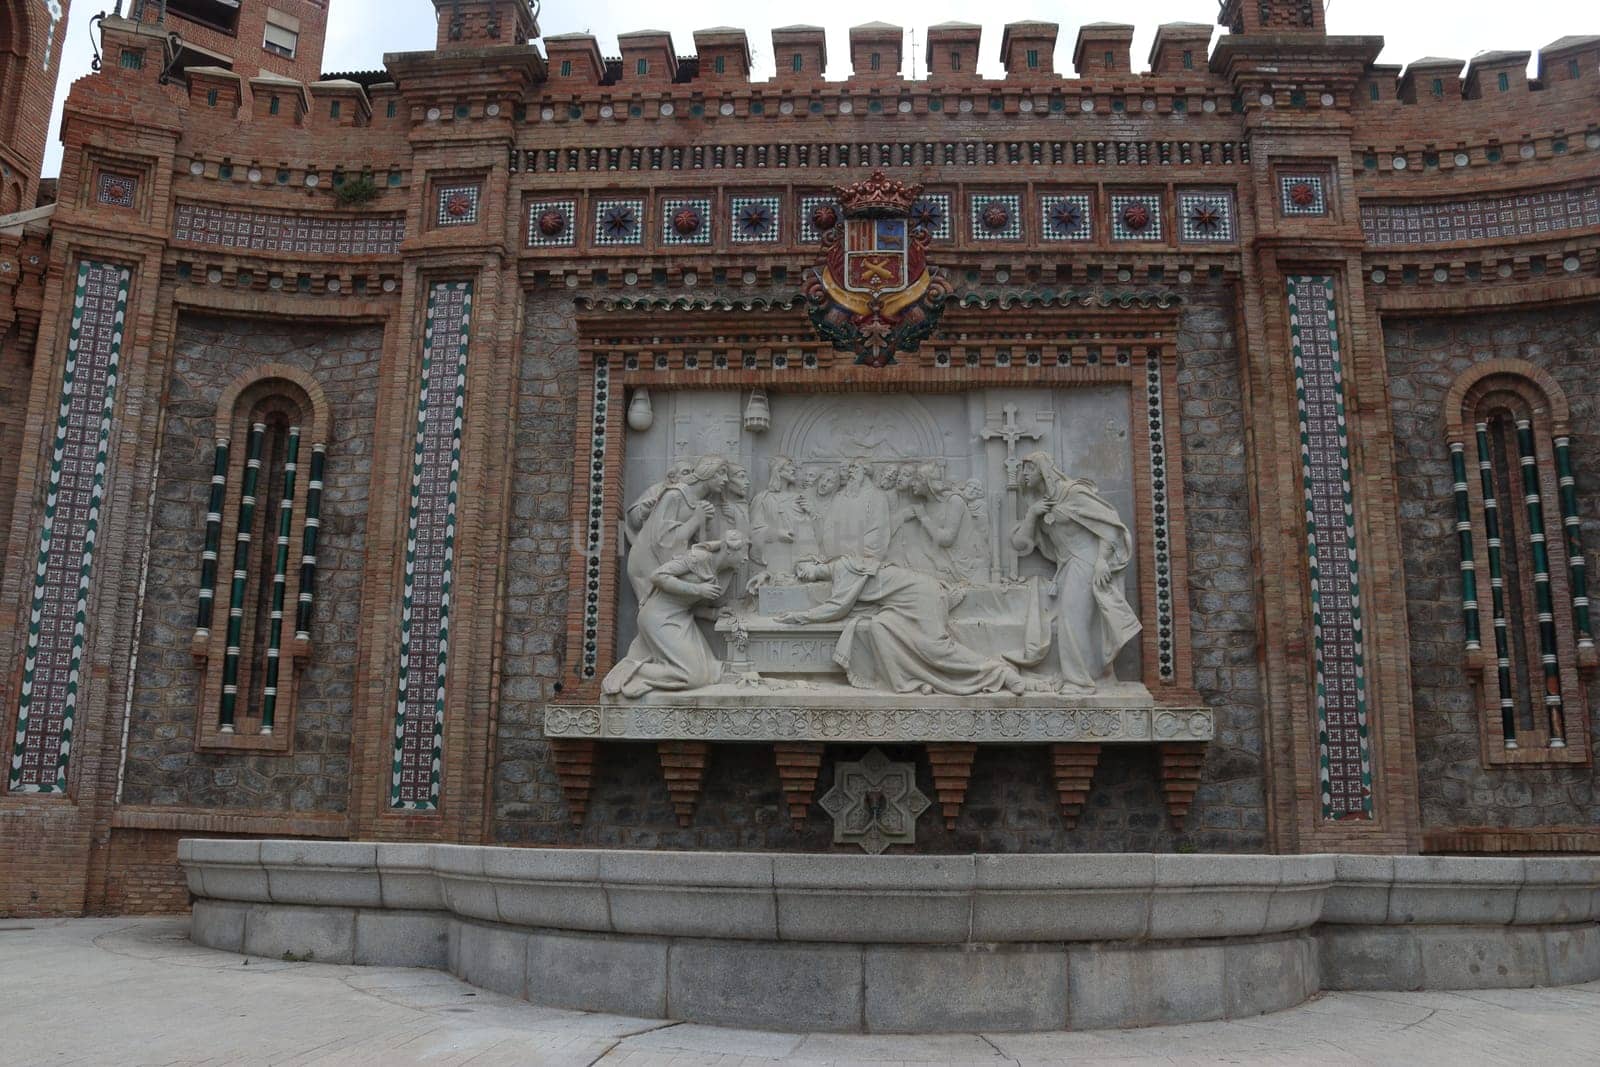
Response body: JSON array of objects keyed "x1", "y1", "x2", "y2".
[{"x1": 180, "y1": 840, "x2": 1600, "y2": 1033}]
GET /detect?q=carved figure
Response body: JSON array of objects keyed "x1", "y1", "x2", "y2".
[
  {"x1": 626, "y1": 455, "x2": 731, "y2": 602},
  {"x1": 952, "y1": 479, "x2": 993, "y2": 580},
  {"x1": 820, "y1": 462, "x2": 889, "y2": 561},
  {"x1": 888, "y1": 462, "x2": 966, "y2": 581},
  {"x1": 1011, "y1": 451, "x2": 1141, "y2": 690},
  {"x1": 626, "y1": 461, "x2": 693, "y2": 534},
  {"x1": 750, "y1": 456, "x2": 814, "y2": 580},
  {"x1": 604, "y1": 532, "x2": 750, "y2": 699},
  {"x1": 779, "y1": 557, "x2": 1027, "y2": 696}
]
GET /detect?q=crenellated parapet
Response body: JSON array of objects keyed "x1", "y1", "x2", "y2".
[{"x1": 1350, "y1": 37, "x2": 1600, "y2": 183}]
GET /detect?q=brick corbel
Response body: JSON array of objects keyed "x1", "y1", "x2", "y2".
[
  {"x1": 657, "y1": 741, "x2": 710, "y2": 828},
  {"x1": 1048, "y1": 743, "x2": 1102, "y2": 828},
  {"x1": 1157, "y1": 742, "x2": 1207, "y2": 828},
  {"x1": 773, "y1": 742, "x2": 824, "y2": 830},
  {"x1": 925, "y1": 742, "x2": 977, "y2": 829},
  {"x1": 549, "y1": 738, "x2": 597, "y2": 825}
]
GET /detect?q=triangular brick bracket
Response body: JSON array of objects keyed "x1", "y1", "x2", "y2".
[
  {"x1": 549, "y1": 739, "x2": 597, "y2": 826},
  {"x1": 658, "y1": 741, "x2": 711, "y2": 828},
  {"x1": 925, "y1": 742, "x2": 978, "y2": 830},
  {"x1": 1049, "y1": 743, "x2": 1103, "y2": 829},
  {"x1": 773, "y1": 742, "x2": 825, "y2": 830},
  {"x1": 1158, "y1": 742, "x2": 1208, "y2": 829}
]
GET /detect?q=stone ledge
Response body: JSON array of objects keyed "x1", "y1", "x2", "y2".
[
  {"x1": 544, "y1": 702, "x2": 1215, "y2": 743},
  {"x1": 182, "y1": 841, "x2": 1600, "y2": 1033}
]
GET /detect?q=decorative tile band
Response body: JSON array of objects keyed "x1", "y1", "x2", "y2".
[
  {"x1": 173, "y1": 203, "x2": 406, "y2": 256},
  {"x1": 1516, "y1": 419, "x2": 1566, "y2": 745},
  {"x1": 296, "y1": 445, "x2": 325, "y2": 642},
  {"x1": 1286, "y1": 275, "x2": 1373, "y2": 821},
  {"x1": 9, "y1": 261, "x2": 131, "y2": 794},
  {"x1": 392, "y1": 282, "x2": 473, "y2": 811},
  {"x1": 1474, "y1": 424, "x2": 1518, "y2": 746},
  {"x1": 1554, "y1": 437, "x2": 1593, "y2": 650},
  {"x1": 1146, "y1": 351, "x2": 1176, "y2": 682},
  {"x1": 218, "y1": 422, "x2": 265, "y2": 733},
  {"x1": 579, "y1": 359, "x2": 611, "y2": 680},
  {"x1": 260, "y1": 428, "x2": 300, "y2": 736},
  {"x1": 1360, "y1": 185, "x2": 1600, "y2": 247},
  {"x1": 194, "y1": 438, "x2": 230, "y2": 639},
  {"x1": 1448, "y1": 443, "x2": 1482, "y2": 652}
]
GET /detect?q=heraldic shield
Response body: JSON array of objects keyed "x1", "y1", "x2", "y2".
[{"x1": 804, "y1": 171, "x2": 953, "y2": 367}]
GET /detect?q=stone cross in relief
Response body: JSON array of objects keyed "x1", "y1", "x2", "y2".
[{"x1": 982, "y1": 404, "x2": 1046, "y2": 488}]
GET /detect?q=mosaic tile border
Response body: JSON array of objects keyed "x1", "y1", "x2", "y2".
[
  {"x1": 1147, "y1": 351, "x2": 1176, "y2": 682},
  {"x1": 1360, "y1": 184, "x2": 1600, "y2": 247},
  {"x1": 661, "y1": 197, "x2": 713, "y2": 246},
  {"x1": 436, "y1": 185, "x2": 481, "y2": 227},
  {"x1": 527, "y1": 200, "x2": 577, "y2": 248},
  {"x1": 910, "y1": 193, "x2": 953, "y2": 241},
  {"x1": 173, "y1": 203, "x2": 406, "y2": 256},
  {"x1": 1111, "y1": 194, "x2": 1164, "y2": 241},
  {"x1": 1179, "y1": 191, "x2": 1236, "y2": 243},
  {"x1": 731, "y1": 196, "x2": 782, "y2": 243},
  {"x1": 579, "y1": 359, "x2": 611, "y2": 680},
  {"x1": 594, "y1": 199, "x2": 645, "y2": 246},
  {"x1": 97, "y1": 172, "x2": 136, "y2": 209},
  {"x1": 391, "y1": 281, "x2": 473, "y2": 811},
  {"x1": 798, "y1": 195, "x2": 839, "y2": 243},
  {"x1": 1041, "y1": 194, "x2": 1093, "y2": 241},
  {"x1": 1287, "y1": 275, "x2": 1373, "y2": 821},
  {"x1": 9, "y1": 262, "x2": 131, "y2": 794},
  {"x1": 1280, "y1": 175, "x2": 1327, "y2": 217},
  {"x1": 971, "y1": 193, "x2": 1022, "y2": 241}
]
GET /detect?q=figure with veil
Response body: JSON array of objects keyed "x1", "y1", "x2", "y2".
[{"x1": 1010, "y1": 451, "x2": 1141, "y2": 691}]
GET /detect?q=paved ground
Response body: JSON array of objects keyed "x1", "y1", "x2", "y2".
[{"x1": 4, "y1": 918, "x2": 1600, "y2": 1065}]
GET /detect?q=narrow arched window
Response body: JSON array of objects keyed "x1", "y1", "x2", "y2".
[
  {"x1": 194, "y1": 375, "x2": 329, "y2": 751},
  {"x1": 1447, "y1": 364, "x2": 1593, "y2": 764}
]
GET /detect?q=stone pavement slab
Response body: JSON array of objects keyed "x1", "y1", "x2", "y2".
[{"x1": 5, "y1": 917, "x2": 1600, "y2": 1065}]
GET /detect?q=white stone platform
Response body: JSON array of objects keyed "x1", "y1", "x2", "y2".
[
  {"x1": 181, "y1": 840, "x2": 1600, "y2": 1034},
  {"x1": 545, "y1": 687, "x2": 1212, "y2": 743}
]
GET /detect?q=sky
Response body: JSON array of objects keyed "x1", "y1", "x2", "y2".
[{"x1": 39, "y1": 0, "x2": 1594, "y2": 175}]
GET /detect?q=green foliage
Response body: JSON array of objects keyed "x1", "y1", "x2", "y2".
[{"x1": 333, "y1": 175, "x2": 379, "y2": 207}]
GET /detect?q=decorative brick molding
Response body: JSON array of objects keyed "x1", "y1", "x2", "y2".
[{"x1": 8, "y1": 262, "x2": 130, "y2": 794}]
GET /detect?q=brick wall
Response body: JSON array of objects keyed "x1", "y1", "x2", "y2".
[
  {"x1": 1386, "y1": 302, "x2": 1600, "y2": 828},
  {"x1": 119, "y1": 315, "x2": 382, "y2": 813}
]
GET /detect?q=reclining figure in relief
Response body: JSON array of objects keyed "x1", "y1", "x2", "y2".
[{"x1": 775, "y1": 557, "x2": 1029, "y2": 697}]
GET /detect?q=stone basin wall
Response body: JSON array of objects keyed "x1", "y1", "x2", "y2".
[{"x1": 183, "y1": 839, "x2": 1600, "y2": 1033}]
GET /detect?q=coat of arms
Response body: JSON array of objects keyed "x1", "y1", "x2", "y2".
[{"x1": 804, "y1": 172, "x2": 953, "y2": 367}]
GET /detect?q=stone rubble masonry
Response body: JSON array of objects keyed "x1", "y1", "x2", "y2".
[
  {"x1": 1, "y1": 0, "x2": 1599, "y2": 916},
  {"x1": 121, "y1": 316, "x2": 383, "y2": 814},
  {"x1": 1386, "y1": 303, "x2": 1600, "y2": 831}
]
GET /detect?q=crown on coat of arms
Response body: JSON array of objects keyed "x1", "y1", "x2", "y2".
[{"x1": 832, "y1": 171, "x2": 922, "y2": 218}]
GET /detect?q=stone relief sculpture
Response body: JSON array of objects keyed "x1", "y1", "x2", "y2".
[
  {"x1": 750, "y1": 456, "x2": 812, "y2": 579},
  {"x1": 603, "y1": 532, "x2": 750, "y2": 699},
  {"x1": 610, "y1": 390, "x2": 1146, "y2": 703},
  {"x1": 777, "y1": 558, "x2": 1028, "y2": 696},
  {"x1": 1011, "y1": 451, "x2": 1143, "y2": 691},
  {"x1": 625, "y1": 456, "x2": 731, "y2": 602}
]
